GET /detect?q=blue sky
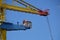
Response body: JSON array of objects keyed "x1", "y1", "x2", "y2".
[{"x1": 4, "y1": 0, "x2": 60, "y2": 40}]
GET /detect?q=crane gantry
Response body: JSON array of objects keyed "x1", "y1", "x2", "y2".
[{"x1": 0, "y1": 0, "x2": 49, "y2": 40}]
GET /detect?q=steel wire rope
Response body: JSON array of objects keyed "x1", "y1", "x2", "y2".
[
  {"x1": 45, "y1": 16, "x2": 54, "y2": 40},
  {"x1": 14, "y1": 0, "x2": 40, "y2": 10},
  {"x1": 20, "y1": 0, "x2": 40, "y2": 10}
]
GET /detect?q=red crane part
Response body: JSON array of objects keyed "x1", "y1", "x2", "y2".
[{"x1": 38, "y1": 9, "x2": 49, "y2": 16}]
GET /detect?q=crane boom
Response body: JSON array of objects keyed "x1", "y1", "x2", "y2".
[{"x1": 1, "y1": 4, "x2": 38, "y2": 14}]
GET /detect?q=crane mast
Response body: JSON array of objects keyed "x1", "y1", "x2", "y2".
[
  {"x1": 0, "y1": 0, "x2": 49, "y2": 40},
  {"x1": 0, "y1": 0, "x2": 6, "y2": 40}
]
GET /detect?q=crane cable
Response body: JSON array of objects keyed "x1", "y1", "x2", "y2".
[
  {"x1": 20, "y1": 0, "x2": 40, "y2": 10},
  {"x1": 14, "y1": 0, "x2": 40, "y2": 10},
  {"x1": 14, "y1": 0, "x2": 28, "y2": 7},
  {"x1": 46, "y1": 16, "x2": 54, "y2": 40}
]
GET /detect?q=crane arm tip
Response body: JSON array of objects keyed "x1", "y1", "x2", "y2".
[{"x1": 38, "y1": 10, "x2": 49, "y2": 16}]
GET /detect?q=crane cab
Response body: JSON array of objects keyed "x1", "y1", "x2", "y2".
[{"x1": 23, "y1": 20, "x2": 32, "y2": 29}]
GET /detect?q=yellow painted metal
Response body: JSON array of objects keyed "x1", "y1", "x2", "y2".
[
  {"x1": 0, "y1": 8, "x2": 5, "y2": 21},
  {"x1": 0, "y1": 29, "x2": 6, "y2": 40},
  {"x1": 0, "y1": 0, "x2": 6, "y2": 40},
  {"x1": 0, "y1": 0, "x2": 2, "y2": 6},
  {"x1": 0, "y1": 4, "x2": 39, "y2": 15},
  {"x1": 0, "y1": 8, "x2": 6, "y2": 40}
]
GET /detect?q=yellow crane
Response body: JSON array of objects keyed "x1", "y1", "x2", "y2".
[{"x1": 0, "y1": 0, "x2": 48, "y2": 40}]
